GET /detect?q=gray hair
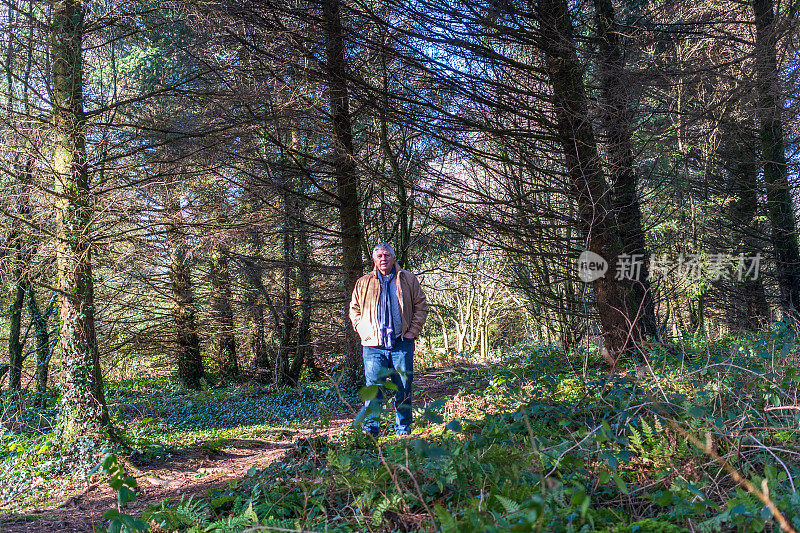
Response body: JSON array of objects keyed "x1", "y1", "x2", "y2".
[{"x1": 372, "y1": 242, "x2": 395, "y2": 259}]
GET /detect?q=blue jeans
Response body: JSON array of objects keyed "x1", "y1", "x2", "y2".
[{"x1": 359, "y1": 336, "x2": 414, "y2": 435}]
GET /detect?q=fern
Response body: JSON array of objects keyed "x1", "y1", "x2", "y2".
[
  {"x1": 174, "y1": 497, "x2": 210, "y2": 526},
  {"x1": 495, "y1": 494, "x2": 522, "y2": 514},
  {"x1": 628, "y1": 417, "x2": 683, "y2": 465},
  {"x1": 435, "y1": 504, "x2": 458, "y2": 533},
  {"x1": 145, "y1": 495, "x2": 210, "y2": 529},
  {"x1": 629, "y1": 425, "x2": 644, "y2": 454},
  {"x1": 697, "y1": 509, "x2": 730, "y2": 533},
  {"x1": 641, "y1": 418, "x2": 653, "y2": 439},
  {"x1": 371, "y1": 492, "x2": 402, "y2": 526},
  {"x1": 204, "y1": 513, "x2": 259, "y2": 533},
  {"x1": 242, "y1": 501, "x2": 259, "y2": 523}
]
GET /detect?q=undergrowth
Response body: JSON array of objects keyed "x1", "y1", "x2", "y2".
[
  {"x1": 4, "y1": 326, "x2": 800, "y2": 532},
  {"x1": 143, "y1": 329, "x2": 800, "y2": 532},
  {"x1": 0, "y1": 378, "x2": 349, "y2": 510}
]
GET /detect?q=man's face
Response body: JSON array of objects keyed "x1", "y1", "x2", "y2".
[{"x1": 373, "y1": 249, "x2": 395, "y2": 275}]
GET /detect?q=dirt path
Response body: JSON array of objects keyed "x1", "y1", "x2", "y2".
[{"x1": 0, "y1": 368, "x2": 483, "y2": 533}]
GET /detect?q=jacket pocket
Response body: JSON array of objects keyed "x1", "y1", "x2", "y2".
[{"x1": 356, "y1": 319, "x2": 373, "y2": 341}]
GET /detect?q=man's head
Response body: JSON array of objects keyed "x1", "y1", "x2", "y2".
[{"x1": 372, "y1": 243, "x2": 396, "y2": 275}]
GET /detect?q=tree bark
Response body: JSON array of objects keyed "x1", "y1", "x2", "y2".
[
  {"x1": 537, "y1": 0, "x2": 639, "y2": 365},
  {"x1": 165, "y1": 187, "x2": 205, "y2": 388},
  {"x1": 51, "y1": 0, "x2": 112, "y2": 445},
  {"x1": 752, "y1": 0, "x2": 800, "y2": 317},
  {"x1": 242, "y1": 247, "x2": 270, "y2": 371},
  {"x1": 26, "y1": 284, "x2": 53, "y2": 394},
  {"x1": 8, "y1": 257, "x2": 25, "y2": 391},
  {"x1": 288, "y1": 202, "x2": 313, "y2": 385},
  {"x1": 210, "y1": 246, "x2": 239, "y2": 378},
  {"x1": 5, "y1": 0, "x2": 22, "y2": 392},
  {"x1": 275, "y1": 187, "x2": 297, "y2": 386},
  {"x1": 593, "y1": 0, "x2": 658, "y2": 339},
  {"x1": 377, "y1": 33, "x2": 413, "y2": 267},
  {"x1": 719, "y1": 121, "x2": 770, "y2": 329},
  {"x1": 322, "y1": 0, "x2": 364, "y2": 385}
]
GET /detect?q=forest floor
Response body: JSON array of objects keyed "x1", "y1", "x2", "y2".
[
  {"x1": 0, "y1": 364, "x2": 486, "y2": 532},
  {"x1": 3, "y1": 334, "x2": 800, "y2": 532}
]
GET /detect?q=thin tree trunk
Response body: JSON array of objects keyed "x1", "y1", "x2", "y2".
[
  {"x1": 289, "y1": 202, "x2": 313, "y2": 385},
  {"x1": 51, "y1": 0, "x2": 112, "y2": 445},
  {"x1": 246, "y1": 260, "x2": 269, "y2": 372},
  {"x1": 211, "y1": 246, "x2": 239, "y2": 379},
  {"x1": 434, "y1": 309, "x2": 449, "y2": 351},
  {"x1": 294, "y1": 137, "x2": 315, "y2": 382},
  {"x1": 8, "y1": 187, "x2": 25, "y2": 391},
  {"x1": 593, "y1": 0, "x2": 657, "y2": 339},
  {"x1": 287, "y1": 127, "x2": 313, "y2": 385},
  {"x1": 752, "y1": 0, "x2": 800, "y2": 317},
  {"x1": 5, "y1": 0, "x2": 24, "y2": 392},
  {"x1": 8, "y1": 168, "x2": 35, "y2": 391},
  {"x1": 26, "y1": 284, "x2": 53, "y2": 394},
  {"x1": 242, "y1": 247, "x2": 270, "y2": 371},
  {"x1": 8, "y1": 256, "x2": 25, "y2": 391},
  {"x1": 377, "y1": 32, "x2": 412, "y2": 266},
  {"x1": 720, "y1": 123, "x2": 770, "y2": 329},
  {"x1": 322, "y1": 0, "x2": 364, "y2": 386},
  {"x1": 165, "y1": 187, "x2": 204, "y2": 388},
  {"x1": 455, "y1": 321, "x2": 466, "y2": 352},
  {"x1": 276, "y1": 187, "x2": 297, "y2": 386},
  {"x1": 537, "y1": 0, "x2": 638, "y2": 365},
  {"x1": 250, "y1": 299, "x2": 268, "y2": 369}
]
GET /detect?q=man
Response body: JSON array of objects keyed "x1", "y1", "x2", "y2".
[{"x1": 349, "y1": 243, "x2": 427, "y2": 437}]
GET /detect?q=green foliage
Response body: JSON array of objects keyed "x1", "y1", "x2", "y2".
[
  {"x1": 89, "y1": 454, "x2": 148, "y2": 533},
  {"x1": 145, "y1": 496, "x2": 210, "y2": 530},
  {"x1": 0, "y1": 377, "x2": 352, "y2": 511},
  {"x1": 5, "y1": 331, "x2": 800, "y2": 531},
  {"x1": 627, "y1": 417, "x2": 687, "y2": 467},
  {"x1": 596, "y1": 518, "x2": 689, "y2": 533},
  {"x1": 180, "y1": 332, "x2": 800, "y2": 532},
  {"x1": 110, "y1": 378, "x2": 342, "y2": 431}
]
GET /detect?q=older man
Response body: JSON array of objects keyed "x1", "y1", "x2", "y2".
[{"x1": 349, "y1": 243, "x2": 427, "y2": 437}]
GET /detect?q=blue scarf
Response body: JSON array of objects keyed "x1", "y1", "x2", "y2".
[{"x1": 376, "y1": 266, "x2": 396, "y2": 348}]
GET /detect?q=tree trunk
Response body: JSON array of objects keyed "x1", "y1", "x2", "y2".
[
  {"x1": 593, "y1": 0, "x2": 658, "y2": 339},
  {"x1": 5, "y1": 0, "x2": 29, "y2": 393},
  {"x1": 378, "y1": 35, "x2": 412, "y2": 267},
  {"x1": 455, "y1": 321, "x2": 466, "y2": 352},
  {"x1": 537, "y1": 0, "x2": 638, "y2": 365},
  {"x1": 250, "y1": 300, "x2": 268, "y2": 369},
  {"x1": 51, "y1": 0, "x2": 112, "y2": 445},
  {"x1": 434, "y1": 309, "x2": 449, "y2": 351},
  {"x1": 322, "y1": 0, "x2": 364, "y2": 386},
  {"x1": 275, "y1": 188, "x2": 297, "y2": 386},
  {"x1": 8, "y1": 263, "x2": 25, "y2": 391},
  {"x1": 752, "y1": 0, "x2": 800, "y2": 317},
  {"x1": 720, "y1": 122, "x2": 770, "y2": 329},
  {"x1": 210, "y1": 246, "x2": 238, "y2": 378},
  {"x1": 242, "y1": 247, "x2": 270, "y2": 371},
  {"x1": 8, "y1": 203, "x2": 25, "y2": 391},
  {"x1": 165, "y1": 188, "x2": 204, "y2": 389},
  {"x1": 26, "y1": 284, "x2": 53, "y2": 394},
  {"x1": 289, "y1": 203, "x2": 313, "y2": 385}
]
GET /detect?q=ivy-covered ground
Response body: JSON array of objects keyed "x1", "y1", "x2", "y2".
[
  {"x1": 0, "y1": 377, "x2": 357, "y2": 528},
  {"x1": 3, "y1": 326, "x2": 800, "y2": 532}
]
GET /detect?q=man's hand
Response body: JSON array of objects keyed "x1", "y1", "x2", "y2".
[{"x1": 403, "y1": 333, "x2": 415, "y2": 340}]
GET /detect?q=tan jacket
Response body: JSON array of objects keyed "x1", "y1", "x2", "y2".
[{"x1": 349, "y1": 266, "x2": 428, "y2": 346}]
